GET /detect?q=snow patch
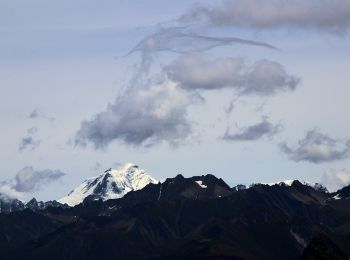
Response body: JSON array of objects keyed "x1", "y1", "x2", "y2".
[
  {"x1": 332, "y1": 194, "x2": 341, "y2": 200},
  {"x1": 195, "y1": 180, "x2": 207, "y2": 189}
]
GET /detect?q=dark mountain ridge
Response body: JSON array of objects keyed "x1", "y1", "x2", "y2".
[{"x1": 0, "y1": 174, "x2": 349, "y2": 259}]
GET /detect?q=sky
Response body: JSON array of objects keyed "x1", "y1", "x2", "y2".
[{"x1": 1, "y1": 0, "x2": 350, "y2": 201}]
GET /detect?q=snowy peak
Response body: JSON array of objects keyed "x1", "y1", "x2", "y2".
[
  {"x1": 264, "y1": 179, "x2": 308, "y2": 186},
  {"x1": 59, "y1": 163, "x2": 157, "y2": 206}
]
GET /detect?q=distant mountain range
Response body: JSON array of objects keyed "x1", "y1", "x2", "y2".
[
  {"x1": 0, "y1": 164, "x2": 349, "y2": 259},
  {"x1": 0, "y1": 195, "x2": 67, "y2": 214}
]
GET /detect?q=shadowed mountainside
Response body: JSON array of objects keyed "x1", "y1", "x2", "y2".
[{"x1": 0, "y1": 174, "x2": 349, "y2": 260}]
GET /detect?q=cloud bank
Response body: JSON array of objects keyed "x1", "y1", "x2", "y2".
[
  {"x1": 0, "y1": 167, "x2": 66, "y2": 199},
  {"x1": 182, "y1": 0, "x2": 350, "y2": 33},
  {"x1": 165, "y1": 54, "x2": 299, "y2": 95},
  {"x1": 223, "y1": 117, "x2": 282, "y2": 141},
  {"x1": 280, "y1": 129, "x2": 350, "y2": 163}
]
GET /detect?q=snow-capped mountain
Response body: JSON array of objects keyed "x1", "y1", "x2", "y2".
[{"x1": 59, "y1": 163, "x2": 157, "y2": 206}]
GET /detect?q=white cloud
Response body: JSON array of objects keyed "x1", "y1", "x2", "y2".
[
  {"x1": 75, "y1": 80, "x2": 192, "y2": 148},
  {"x1": 321, "y1": 168, "x2": 350, "y2": 192},
  {"x1": 0, "y1": 166, "x2": 66, "y2": 200},
  {"x1": 280, "y1": 129, "x2": 350, "y2": 163}
]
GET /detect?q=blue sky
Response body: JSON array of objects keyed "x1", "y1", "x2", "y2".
[{"x1": 1, "y1": 0, "x2": 350, "y2": 201}]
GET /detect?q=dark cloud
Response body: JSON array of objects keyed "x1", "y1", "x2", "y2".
[
  {"x1": 75, "y1": 80, "x2": 192, "y2": 148},
  {"x1": 0, "y1": 167, "x2": 66, "y2": 199},
  {"x1": 127, "y1": 27, "x2": 277, "y2": 58},
  {"x1": 181, "y1": 0, "x2": 350, "y2": 33},
  {"x1": 165, "y1": 54, "x2": 299, "y2": 95},
  {"x1": 280, "y1": 129, "x2": 350, "y2": 163},
  {"x1": 223, "y1": 117, "x2": 282, "y2": 141}
]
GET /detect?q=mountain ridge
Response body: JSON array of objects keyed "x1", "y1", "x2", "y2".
[
  {"x1": 1, "y1": 173, "x2": 349, "y2": 259},
  {"x1": 0, "y1": 164, "x2": 343, "y2": 213}
]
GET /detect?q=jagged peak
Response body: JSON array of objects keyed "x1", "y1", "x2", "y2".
[
  {"x1": 262, "y1": 179, "x2": 329, "y2": 193},
  {"x1": 264, "y1": 179, "x2": 311, "y2": 187},
  {"x1": 27, "y1": 198, "x2": 38, "y2": 204}
]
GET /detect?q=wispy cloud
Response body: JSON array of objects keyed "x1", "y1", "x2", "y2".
[
  {"x1": 127, "y1": 27, "x2": 277, "y2": 57},
  {"x1": 280, "y1": 129, "x2": 350, "y2": 163}
]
